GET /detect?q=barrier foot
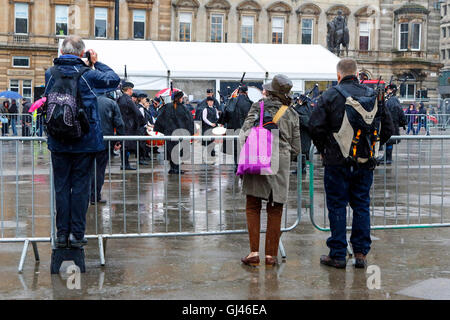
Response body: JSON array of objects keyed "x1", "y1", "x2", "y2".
[
  {"x1": 98, "y1": 236, "x2": 106, "y2": 266},
  {"x1": 347, "y1": 243, "x2": 353, "y2": 258},
  {"x1": 18, "y1": 239, "x2": 30, "y2": 273},
  {"x1": 31, "y1": 241, "x2": 40, "y2": 262},
  {"x1": 50, "y1": 248, "x2": 86, "y2": 274},
  {"x1": 279, "y1": 238, "x2": 287, "y2": 261}
]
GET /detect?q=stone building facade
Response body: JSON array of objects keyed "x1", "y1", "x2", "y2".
[
  {"x1": 440, "y1": 0, "x2": 450, "y2": 99},
  {"x1": 0, "y1": 0, "x2": 442, "y2": 103}
]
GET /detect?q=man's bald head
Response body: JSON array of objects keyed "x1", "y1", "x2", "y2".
[{"x1": 336, "y1": 58, "x2": 358, "y2": 80}]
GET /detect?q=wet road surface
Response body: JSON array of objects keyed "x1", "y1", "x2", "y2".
[{"x1": 1, "y1": 135, "x2": 450, "y2": 299}]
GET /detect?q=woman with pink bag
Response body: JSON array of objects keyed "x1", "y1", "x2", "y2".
[{"x1": 239, "y1": 74, "x2": 301, "y2": 266}]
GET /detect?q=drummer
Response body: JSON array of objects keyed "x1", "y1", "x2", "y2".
[{"x1": 202, "y1": 96, "x2": 220, "y2": 157}]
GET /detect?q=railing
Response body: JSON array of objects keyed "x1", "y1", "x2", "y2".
[{"x1": 0, "y1": 135, "x2": 303, "y2": 272}]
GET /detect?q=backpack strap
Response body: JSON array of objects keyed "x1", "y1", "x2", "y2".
[
  {"x1": 273, "y1": 105, "x2": 288, "y2": 124},
  {"x1": 259, "y1": 100, "x2": 264, "y2": 127}
]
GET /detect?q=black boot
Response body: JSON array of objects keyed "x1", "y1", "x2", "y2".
[{"x1": 121, "y1": 152, "x2": 136, "y2": 170}]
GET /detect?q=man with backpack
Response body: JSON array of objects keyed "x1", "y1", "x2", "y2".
[
  {"x1": 309, "y1": 58, "x2": 394, "y2": 269},
  {"x1": 43, "y1": 35, "x2": 120, "y2": 248}
]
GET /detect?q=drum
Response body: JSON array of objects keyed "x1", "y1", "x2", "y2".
[
  {"x1": 212, "y1": 126, "x2": 226, "y2": 136},
  {"x1": 146, "y1": 128, "x2": 165, "y2": 146}
]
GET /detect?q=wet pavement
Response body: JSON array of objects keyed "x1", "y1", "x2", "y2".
[{"x1": 1, "y1": 135, "x2": 450, "y2": 299}]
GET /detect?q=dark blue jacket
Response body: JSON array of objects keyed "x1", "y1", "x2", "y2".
[{"x1": 44, "y1": 55, "x2": 120, "y2": 153}]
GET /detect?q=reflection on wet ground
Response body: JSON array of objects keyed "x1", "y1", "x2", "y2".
[{"x1": 0, "y1": 138, "x2": 450, "y2": 299}]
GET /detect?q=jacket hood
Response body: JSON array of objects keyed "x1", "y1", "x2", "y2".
[{"x1": 53, "y1": 56, "x2": 86, "y2": 67}]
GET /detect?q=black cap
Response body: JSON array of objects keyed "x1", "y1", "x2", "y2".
[
  {"x1": 153, "y1": 97, "x2": 161, "y2": 103},
  {"x1": 138, "y1": 93, "x2": 148, "y2": 99},
  {"x1": 386, "y1": 84, "x2": 397, "y2": 91},
  {"x1": 206, "y1": 96, "x2": 215, "y2": 102},
  {"x1": 132, "y1": 92, "x2": 138, "y2": 98},
  {"x1": 173, "y1": 90, "x2": 184, "y2": 101},
  {"x1": 122, "y1": 81, "x2": 134, "y2": 89},
  {"x1": 206, "y1": 89, "x2": 213, "y2": 94}
]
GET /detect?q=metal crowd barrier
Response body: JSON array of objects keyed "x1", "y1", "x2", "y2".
[
  {"x1": 308, "y1": 135, "x2": 450, "y2": 235},
  {"x1": 0, "y1": 113, "x2": 41, "y2": 137},
  {"x1": 0, "y1": 135, "x2": 303, "y2": 272}
]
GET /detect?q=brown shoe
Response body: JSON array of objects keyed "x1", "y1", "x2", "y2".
[
  {"x1": 241, "y1": 255, "x2": 260, "y2": 267},
  {"x1": 354, "y1": 253, "x2": 367, "y2": 269},
  {"x1": 265, "y1": 256, "x2": 278, "y2": 266}
]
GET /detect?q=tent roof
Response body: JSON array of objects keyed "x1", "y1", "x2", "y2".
[{"x1": 63, "y1": 40, "x2": 339, "y2": 87}]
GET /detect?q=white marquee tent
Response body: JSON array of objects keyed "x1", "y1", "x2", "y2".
[{"x1": 59, "y1": 40, "x2": 340, "y2": 92}]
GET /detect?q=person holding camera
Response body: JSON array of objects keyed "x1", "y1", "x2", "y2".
[{"x1": 44, "y1": 35, "x2": 120, "y2": 248}]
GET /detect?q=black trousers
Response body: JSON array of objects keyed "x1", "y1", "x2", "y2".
[
  {"x1": 90, "y1": 149, "x2": 109, "y2": 202},
  {"x1": 51, "y1": 152, "x2": 95, "y2": 239}
]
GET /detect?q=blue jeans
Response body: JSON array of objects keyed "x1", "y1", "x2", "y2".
[
  {"x1": 417, "y1": 121, "x2": 429, "y2": 135},
  {"x1": 324, "y1": 165, "x2": 373, "y2": 260},
  {"x1": 406, "y1": 122, "x2": 416, "y2": 135},
  {"x1": 51, "y1": 152, "x2": 95, "y2": 239},
  {"x1": 11, "y1": 118, "x2": 17, "y2": 136}
]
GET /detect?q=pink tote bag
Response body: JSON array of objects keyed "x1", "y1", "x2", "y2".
[{"x1": 236, "y1": 101, "x2": 273, "y2": 176}]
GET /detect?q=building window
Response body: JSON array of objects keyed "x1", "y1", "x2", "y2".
[
  {"x1": 12, "y1": 56, "x2": 29, "y2": 68},
  {"x1": 400, "y1": 83, "x2": 416, "y2": 100},
  {"x1": 443, "y1": 27, "x2": 447, "y2": 38},
  {"x1": 447, "y1": 49, "x2": 450, "y2": 60},
  {"x1": 443, "y1": 50, "x2": 446, "y2": 60},
  {"x1": 179, "y1": 12, "x2": 192, "y2": 42},
  {"x1": 411, "y1": 23, "x2": 421, "y2": 50},
  {"x1": 9, "y1": 80, "x2": 19, "y2": 93},
  {"x1": 211, "y1": 14, "x2": 223, "y2": 42},
  {"x1": 399, "y1": 23, "x2": 408, "y2": 50},
  {"x1": 359, "y1": 21, "x2": 370, "y2": 51},
  {"x1": 301, "y1": 19, "x2": 313, "y2": 45},
  {"x1": 55, "y1": 5, "x2": 69, "y2": 36},
  {"x1": 272, "y1": 17, "x2": 284, "y2": 44},
  {"x1": 15, "y1": 3, "x2": 28, "y2": 34},
  {"x1": 132, "y1": 10, "x2": 145, "y2": 39},
  {"x1": 241, "y1": 16, "x2": 254, "y2": 43},
  {"x1": 444, "y1": 5, "x2": 448, "y2": 16},
  {"x1": 22, "y1": 80, "x2": 32, "y2": 99},
  {"x1": 94, "y1": 8, "x2": 107, "y2": 38}
]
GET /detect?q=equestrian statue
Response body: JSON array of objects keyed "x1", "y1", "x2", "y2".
[{"x1": 327, "y1": 11, "x2": 350, "y2": 57}]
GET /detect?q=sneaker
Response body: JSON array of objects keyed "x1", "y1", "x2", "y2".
[
  {"x1": 320, "y1": 255, "x2": 346, "y2": 269},
  {"x1": 69, "y1": 233, "x2": 88, "y2": 248},
  {"x1": 354, "y1": 253, "x2": 367, "y2": 269}
]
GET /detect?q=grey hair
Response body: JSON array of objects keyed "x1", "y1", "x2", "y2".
[{"x1": 61, "y1": 35, "x2": 85, "y2": 56}]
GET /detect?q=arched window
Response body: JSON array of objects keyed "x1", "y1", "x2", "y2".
[
  {"x1": 267, "y1": 1, "x2": 292, "y2": 44},
  {"x1": 236, "y1": 0, "x2": 261, "y2": 43},
  {"x1": 173, "y1": 0, "x2": 200, "y2": 42},
  {"x1": 205, "y1": 0, "x2": 231, "y2": 43},
  {"x1": 296, "y1": 3, "x2": 321, "y2": 45}
]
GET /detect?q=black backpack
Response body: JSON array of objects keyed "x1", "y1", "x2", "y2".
[
  {"x1": 43, "y1": 66, "x2": 91, "y2": 143},
  {"x1": 333, "y1": 85, "x2": 382, "y2": 169}
]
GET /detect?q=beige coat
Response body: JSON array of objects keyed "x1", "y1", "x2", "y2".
[{"x1": 239, "y1": 96, "x2": 301, "y2": 204}]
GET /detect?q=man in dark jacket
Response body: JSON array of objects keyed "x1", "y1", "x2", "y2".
[
  {"x1": 309, "y1": 58, "x2": 394, "y2": 269},
  {"x1": 8, "y1": 100, "x2": 18, "y2": 136},
  {"x1": 377, "y1": 84, "x2": 407, "y2": 164},
  {"x1": 417, "y1": 102, "x2": 429, "y2": 135},
  {"x1": 90, "y1": 92, "x2": 124, "y2": 204},
  {"x1": 44, "y1": 35, "x2": 120, "y2": 248},
  {"x1": 154, "y1": 90, "x2": 194, "y2": 174},
  {"x1": 21, "y1": 98, "x2": 32, "y2": 137},
  {"x1": 293, "y1": 94, "x2": 313, "y2": 174},
  {"x1": 219, "y1": 85, "x2": 253, "y2": 169},
  {"x1": 117, "y1": 82, "x2": 146, "y2": 169}
]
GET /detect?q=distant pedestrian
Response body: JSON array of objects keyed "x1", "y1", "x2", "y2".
[
  {"x1": 9, "y1": 99, "x2": 18, "y2": 136},
  {"x1": 292, "y1": 94, "x2": 313, "y2": 174},
  {"x1": 0, "y1": 101, "x2": 8, "y2": 136},
  {"x1": 201, "y1": 96, "x2": 220, "y2": 157},
  {"x1": 240, "y1": 74, "x2": 301, "y2": 267},
  {"x1": 21, "y1": 98, "x2": 32, "y2": 137},
  {"x1": 309, "y1": 58, "x2": 394, "y2": 269},
  {"x1": 405, "y1": 103, "x2": 417, "y2": 135},
  {"x1": 417, "y1": 102, "x2": 429, "y2": 135}
]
